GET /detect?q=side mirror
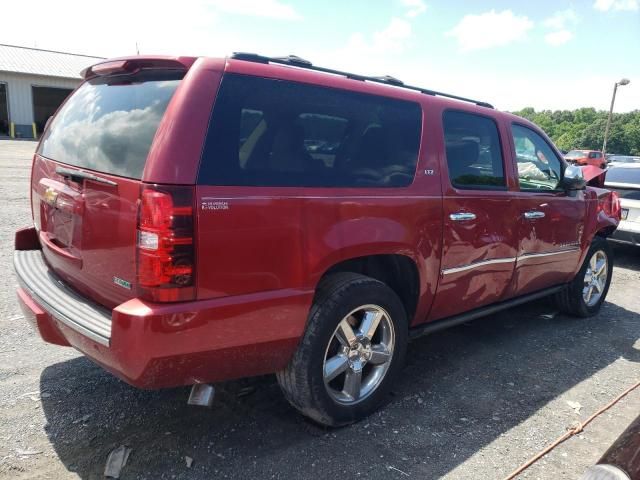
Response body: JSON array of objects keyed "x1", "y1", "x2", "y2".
[{"x1": 562, "y1": 165, "x2": 587, "y2": 191}]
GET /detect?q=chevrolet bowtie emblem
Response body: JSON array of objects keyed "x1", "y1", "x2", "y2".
[{"x1": 44, "y1": 187, "x2": 59, "y2": 207}]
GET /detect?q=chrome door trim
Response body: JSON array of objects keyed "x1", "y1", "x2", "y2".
[
  {"x1": 517, "y1": 247, "x2": 580, "y2": 262},
  {"x1": 442, "y1": 257, "x2": 516, "y2": 275},
  {"x1": 441, "y1": 247, "x2": 581, "y2": 276}
]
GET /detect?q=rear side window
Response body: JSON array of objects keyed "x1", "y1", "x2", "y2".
[
  {"x1": 38, "y1": 70, "x2": 183, "y2": 179},
  {"x1": 199, "y1": 74, "x2": 422, "y2": 187},
  {"x1": 443, "y1": 110, "x2": 505, "y2": 190}
]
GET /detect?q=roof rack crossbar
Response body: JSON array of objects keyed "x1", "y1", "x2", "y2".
[{"x1": 230, "y1": 52, "x2": 494, "y2": 109}]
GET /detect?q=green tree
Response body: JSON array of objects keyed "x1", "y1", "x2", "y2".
[{"x1": 511, "y1": 107, "x2": 640, "y2": 154}]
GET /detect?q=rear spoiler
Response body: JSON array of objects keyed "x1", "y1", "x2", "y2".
[
  {"x1": 81, "y1": 56, "x2": 196, "y2": 79},
  {"x1": 580, "y1": 165, "x2": 607, "y2": 188}
]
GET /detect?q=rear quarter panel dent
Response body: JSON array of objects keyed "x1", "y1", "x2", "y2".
[{"x1": 579, "y1": 187, "x2": 619, "y2": 264}]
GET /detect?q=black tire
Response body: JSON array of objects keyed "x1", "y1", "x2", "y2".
[
  {"x1": 277, "y1": 272, "x2": 408, "y2": 427},
  {"x1": 556, "y1": 237, "x2": 613, "y2": 317}
]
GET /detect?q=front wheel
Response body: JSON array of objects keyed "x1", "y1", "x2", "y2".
[
  {"x1": 277, "y1": 273, "x2": 408, "y2": 427},
  {"x1": 556, "y1": 237, "x2": 613, "y2": 317}
]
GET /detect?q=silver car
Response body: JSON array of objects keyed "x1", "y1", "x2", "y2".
[
  {"x1": 605, "y1": 165, "x2": 640, "y2": 246},
  {"x1": 607, "y1": 154, "x2": 640, "y2": 168}
]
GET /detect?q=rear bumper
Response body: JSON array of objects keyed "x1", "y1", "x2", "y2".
[
  {"x1": 15, "y1": 250, "x2": 112, "y2": 345},
  {"x1": 14, "y1": 247, "x2": 312, "y2": 388},
  {"x1": 610, "y1": 220, "x2": 640, "y2": 246}
]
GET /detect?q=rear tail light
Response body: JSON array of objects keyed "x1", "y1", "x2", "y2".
[
  {"x1": 597, "y1": 191, "x2": 621, "y2": 220},
  {"x1": 136, "y1": 185, "x2": 195, "y2": 302},
  {"x1": 610, "y1": 191, "x2": 621, "y2": 220}
]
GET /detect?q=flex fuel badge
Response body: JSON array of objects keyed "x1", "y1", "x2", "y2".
[{"x1": 113, "y1": 277, "x2": 132, "y2": 290}]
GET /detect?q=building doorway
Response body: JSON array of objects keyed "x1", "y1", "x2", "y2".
[
  {"x1": 32, "y1": 86, "x2": 73, "y2": 137},
  {"x1": 0, "y1": 83, "x2": 9, "y2": 137}
]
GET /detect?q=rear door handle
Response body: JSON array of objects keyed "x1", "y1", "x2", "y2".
[
  {"x1": 524, "y1": 211, "x2": 545, "y2": 220},
  {"x1": 449, "y1": 212, "x2": 477, "y2": 222}
]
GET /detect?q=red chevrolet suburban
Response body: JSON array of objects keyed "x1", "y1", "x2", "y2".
[{"x1": 14, "y1": 53, "x2": 621, "y2": 426}]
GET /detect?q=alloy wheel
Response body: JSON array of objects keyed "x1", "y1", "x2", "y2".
[
  {"x1": 583, "y1": 250, "x2": 608, "y2": 307},
  {"x1": 323, "y1": 305, "x2": 395, "y2": 405}
]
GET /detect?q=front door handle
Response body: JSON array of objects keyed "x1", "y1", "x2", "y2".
[
  {"x1": 524, "y1": 211, "x2": 545, "y2": 220},
  {"x1": 449, "y1": 212, "x2": 477, "y2": 222}
]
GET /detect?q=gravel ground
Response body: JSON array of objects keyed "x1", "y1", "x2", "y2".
[{"x1": 0, "y1": 139, "x2": 638, "y2": 480}]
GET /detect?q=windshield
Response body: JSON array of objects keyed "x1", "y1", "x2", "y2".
[
  {"x1": 38, "y1": 70, "x2": 183, "y2": 179},
  {"x1": 565, "y1": 150, "x2": 587, "y2": 159}
]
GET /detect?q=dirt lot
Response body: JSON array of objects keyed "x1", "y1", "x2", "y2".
[{"x1": 0, "y1": 139, "x2": 639, "y2": 480}]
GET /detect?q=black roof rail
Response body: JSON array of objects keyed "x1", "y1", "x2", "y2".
[
  {"x1": 370, "y1": 75, "x2": 404, "y2": 86},
  {"x1": 230, "y1": 52, "x2": 494, "y2": 109}
]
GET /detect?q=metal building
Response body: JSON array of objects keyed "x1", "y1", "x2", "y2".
[{"x1": 0, "y1": 44, "x2": 103, "y2": 139}]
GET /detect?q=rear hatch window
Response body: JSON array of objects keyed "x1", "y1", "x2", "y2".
[
  {"x1": 38, "y1": 70, "x2": 183, "y2": 178},
  {"x1": 32, "y1": 69, "x2": 183, "y2": 309}
]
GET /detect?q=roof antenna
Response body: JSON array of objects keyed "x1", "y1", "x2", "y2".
[{"x1": 135, "y1": 41, "x2": 140, "y2": 55}]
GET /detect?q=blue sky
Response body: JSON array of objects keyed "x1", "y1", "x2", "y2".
[{"x1": 3, "y1": 0, "x2": 639, "y2": 111}]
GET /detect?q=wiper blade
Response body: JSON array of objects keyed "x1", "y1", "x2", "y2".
[{"x1": 55, "y1": 167, "x2": 118, "y2": 186}]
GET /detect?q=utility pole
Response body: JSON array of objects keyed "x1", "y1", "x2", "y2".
[{"x1": 602, "y1": 78, "x2": 630, "y2": 155}]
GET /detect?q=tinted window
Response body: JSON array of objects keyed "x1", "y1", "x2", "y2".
[
  {"x1": 38, "y1": 70, "x2": 182, "y2": 179},
  {"x1": 511, "y1": 125, "x2": 563, "y2": 191},
  {"x1": 442, "y1": 111, "x2": 505, "y2": 190},
  {"x1": 199, "y1": 74, "x2": 422, "y2": 187},
  {"x1": 606, "y1": 167, "x2": 640, "y2": 185}
]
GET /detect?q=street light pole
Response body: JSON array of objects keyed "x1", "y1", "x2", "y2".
[{"x1": 602, "y1": 78, "x2": 630, "y2": 155}]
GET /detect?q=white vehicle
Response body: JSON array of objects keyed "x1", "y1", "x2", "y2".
[
  {"x1": 605, "y1": 165, "x2": 640, "y2": 246},
  {"x1": 607, "y1": 155, "x2": 640, "y2": 168}
]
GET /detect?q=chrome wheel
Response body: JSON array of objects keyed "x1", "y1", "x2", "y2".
[
  {"x1": 323, "y1": 305, "x2": 395, "y2": 405},
  {"x1": 583, "y1": 250, "x2": 608, "y2": 307}
]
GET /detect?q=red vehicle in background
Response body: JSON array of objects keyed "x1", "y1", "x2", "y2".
[
  {"x1": 565, "y1": 149, "x2": 607, "y2": 168},
  {"x1": 13, "y1": 53, "x2": 621, "y2": 426}
]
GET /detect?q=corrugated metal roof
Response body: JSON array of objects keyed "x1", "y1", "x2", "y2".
[{"x1": 0, "y1": 44, "x2": 104, "y2": 79}]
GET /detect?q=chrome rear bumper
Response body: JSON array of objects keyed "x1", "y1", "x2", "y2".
[{"x1": 13, "y1": 250, "x2": 112, "y2": 346}]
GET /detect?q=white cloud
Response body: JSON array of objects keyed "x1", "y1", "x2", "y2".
[
  {"x1": 543, "y1": 9, "x2": 578, "y2": 30},
  {"x1": 208, "y1": 0, "x2": 302, "y2": 20},
  {"x1": 446, "y1": 10, "x2": 534, "y2": 52},
  {"x1": 594, "y1": 0, "x2": 639, "y2": 11},
  {"x1": 545, "y1": 30, "x2": 574, "y2": 45},
  {"x1": 543, "y1": 9, "x2": 578, "y2": 46},
  {"x1": 374, "y1": 18, "x2": 413, "y2": 50},
  {"x1": 346, "y1": 18, "x2": 413, "y2": 56},
  {"x1": 400, "y1": 0, "x2": 427, "y2": 18},
  {"x1": 0, "y1": 0, "x2": 223, "y2": 57}
]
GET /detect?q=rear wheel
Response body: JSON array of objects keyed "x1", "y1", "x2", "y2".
[
  {"x1": 556, "y1": 237, "x2": 613, "y2": 317},
  {"x1": 277, "y1": 273, "x2": 407, "y2": 427}
]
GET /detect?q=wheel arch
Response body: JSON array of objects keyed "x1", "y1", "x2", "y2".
[{"x1": 315, "y1": 253, "x2": 422, "y2": 323}]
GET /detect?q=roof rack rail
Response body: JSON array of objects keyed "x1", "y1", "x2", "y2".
[{"x1": 230, "y1": 52, "x2": 494, "y2": 109}]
